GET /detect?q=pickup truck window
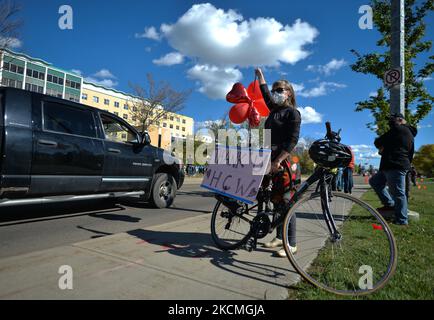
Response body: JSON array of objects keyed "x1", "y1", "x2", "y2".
[
  {"x1": 43, "y1": 102, "x2": 97, "y2": 138},
  {"x1": 100, "y1": 113, "x2": 138, "y2": 144}
]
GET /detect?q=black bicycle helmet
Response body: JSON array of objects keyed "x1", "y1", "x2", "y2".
[{"x1": 309, "y1": 139, "x2": 352, "y2": 168}]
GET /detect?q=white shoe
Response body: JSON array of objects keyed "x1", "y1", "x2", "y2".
[
  {"x1": 277, "y1": 246, "x2": 297, "y2": 257},
  {"x1": 264, "y1": 238, "x2": 283, "y2": 248}
]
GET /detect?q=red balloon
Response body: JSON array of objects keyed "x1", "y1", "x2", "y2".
[
  {"x1": 247, "y1": 80, "x2": 263, "y2": 101},
  {"x1": 248, "y1": 106, "x2": 261, "y2": 127},
  {"x1": 247, "y1": 80, "x2": 269, "y2": 117},
  {"x1": 252, "y1": 99, "x2": 269, "y2": 117},
  {"x1": 229, "y1": 103, "x2": 250, "y2": 124},
  {"x1": 226, "y1": 83, "x2": 251, "y2": 104}
]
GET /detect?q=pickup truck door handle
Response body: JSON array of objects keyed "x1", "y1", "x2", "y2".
[
  {"x1": 108, "y1": 148, "x2": 121, "y2": 154},
  {"x1": 38, "y1": 139, "x2": 58, "y2": 147}
]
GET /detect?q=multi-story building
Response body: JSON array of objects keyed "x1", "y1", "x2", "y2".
[{"x1": 0, "y1": 49, "x2": 194, "y2": 150}]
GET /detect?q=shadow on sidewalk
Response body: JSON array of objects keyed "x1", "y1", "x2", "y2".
[{"x1": 127, "y1": 228, "x2": 297, "y2": 289}]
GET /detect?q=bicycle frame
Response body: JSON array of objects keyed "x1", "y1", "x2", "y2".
[{"x1": 227, "y1": 166, "x2": 342, "y2": 242}]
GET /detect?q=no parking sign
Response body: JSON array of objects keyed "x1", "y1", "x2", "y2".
[{"x1": 384, "y1": 68, "x2": 402, "y2": 88}]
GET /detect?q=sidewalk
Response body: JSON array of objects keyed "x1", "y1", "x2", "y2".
[{"x1": 0, "y1": 186, "x2": 368, "y2": 300}]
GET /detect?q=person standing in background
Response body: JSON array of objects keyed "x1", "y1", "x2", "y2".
[
  {"x1": 343, "y1": 147, "x2": 355, "y2": 194},
  {"x1": 369, "y1": 114, "x2": 418, "y2": 226}
]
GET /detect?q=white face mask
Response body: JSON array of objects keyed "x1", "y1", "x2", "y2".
[{"x1": 272, "y1": 92, "x2": 287, "y2": 105}]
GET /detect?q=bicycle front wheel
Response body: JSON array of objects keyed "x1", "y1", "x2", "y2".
[
  {"x1": 210, "y1": 200, "x2": 254, "y2": 250},
  {"x1": 282, "y1": 191, "x2": 397, "y2": 296}
]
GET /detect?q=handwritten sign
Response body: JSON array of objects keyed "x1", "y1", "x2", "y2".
[{"x1": 201, "y1": 146, "x2": 271, "y2": 204}]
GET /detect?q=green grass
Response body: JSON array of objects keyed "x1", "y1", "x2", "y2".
[{"x1": 287, "y1": 181, "x2": 434, "y2": 300}]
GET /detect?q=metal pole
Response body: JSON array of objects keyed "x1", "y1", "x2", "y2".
[{"x1": 390, "y1": 0, "x2": 405, "y2": 116}]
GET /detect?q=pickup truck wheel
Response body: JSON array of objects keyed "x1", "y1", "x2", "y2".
[{"x1": 151, "y1": 173, "x2": 177, "y2": 208}]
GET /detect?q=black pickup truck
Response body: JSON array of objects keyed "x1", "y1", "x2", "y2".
[{"x1": 0, "y1": 87, "x2": 184, "y2": 208}]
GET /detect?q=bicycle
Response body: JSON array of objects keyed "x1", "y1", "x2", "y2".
[{"x1": 210, "y1": 122, "x2": 397, "y2": 296}]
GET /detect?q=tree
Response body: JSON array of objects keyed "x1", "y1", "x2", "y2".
[
  {"x1": 292, "y1": 137, "x2": 316, "y2": 175},
  {"x1": 413, "y1": 144, "x2": 434, "y2": 177},
  {"x1": 351, "y1": 0, "x2": 433, "y2": 135},
  {"x1": 0, "y1": 0, "x2": 22, "y2": 49},
  {"x1": 129, "y1": 74, "x2": 191, "y2": 132}
]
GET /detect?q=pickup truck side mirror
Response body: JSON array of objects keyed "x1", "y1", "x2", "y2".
[{"x1": 141, "y1": 132, "x2": 151, "y2": 145}]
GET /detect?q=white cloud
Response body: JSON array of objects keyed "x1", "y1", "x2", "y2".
[
  {"x1": 84, "y1": 69, "x2": 118, "y2": 88},
  {"x1": 350, "y1": 145, "x2": 381, "y2": 160},
  {"x1": 151, "y1": 3, "x2": 318, "y2": 99},
  {"x1": 294, "y1": 82, "x2": 346, "y2": 98},
  {"x1": 84, "y1": 77, "x2": 118, "y2": 88},
  {"x1": 306, "y1": 58, "x2": 347, "y2": 76},
  {"x1": 417, "y1": 124, "x2": 432, "y2": 129},
  {"x1": 93, "y1": 69, "x2": 116, "y2": 79},
  {"x1": 187, "y1": 64, "x2": 242, "y2": 99},
  {"x1": 369, "y1": 91, "x2": 378, "y2": 97},
  {"x1": 160, "y1": 4, "x2": 318, "y2": 67},
  {"x1": 417, "y1": 76, "x2": 432, "y2": 82},
  {"x1": 70, "y1": 69, "x2": 83, "y2": 76},
  {"x1": 0, "y1": 37, "x2": 22, "y2": 49},
  {"x1": 153, "y1": 52, "x2": 184, "y2": 66},
  {"x1": 135, "y1": 26, "x2": 161, "y2": 41},
  {"x1": 298, "y1": 106, "x2": 322, "y2": 124}
]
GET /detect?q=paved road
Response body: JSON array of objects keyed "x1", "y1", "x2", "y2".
[
  {"x1": 0, "y1": 181, "x2": 215, "y2": 259},
  {"x1": 0, "y1": 176, "x2": 371, "y2": 299}
]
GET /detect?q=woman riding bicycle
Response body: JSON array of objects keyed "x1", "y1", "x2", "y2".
[{"x1": 255, "y1": 68, "x2": 301, "y2": 257}]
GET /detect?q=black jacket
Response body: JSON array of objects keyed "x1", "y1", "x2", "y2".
[
  {"x1": 374, "y1": 124, "x2": 418, "y2": 171},
  {"x1": 260, "y1": 84, "x2": 301, "y2": 159}
]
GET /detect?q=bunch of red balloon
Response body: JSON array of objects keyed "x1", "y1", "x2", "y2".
[{"x1": 226, "y1": 80, "x2": 269, "y2": 127}]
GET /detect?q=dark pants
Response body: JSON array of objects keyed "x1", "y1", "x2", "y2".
[
  {"x1": 343, "y1": 167, "x2": 354, "y2": 194},
  {"x1": 264, "y1": 158, "x2": 297, "y2": 247},
  {"x1": 369, "y1": 170, "x2": 408, "y2": 225}
]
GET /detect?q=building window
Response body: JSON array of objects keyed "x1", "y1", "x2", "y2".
[
  {"x1": 176, "y1": 126, "x2": 180, "y2": 130},
  {"x1": 123, "y1": 114, "x2": 128, "y2": 120},
  {"x1": 2, "y1": 78, "x2": 22, "y2": 89},
  {"x1": 114, "y1": 112, "x2": 119, "y2": 116},
  {"x1": 104, "y1": 99, "x2": 110, "y2": 105},
  {"x1": 176, "y1": 117, "x2": 180, "y2": 122},
  {"x1": 132, "y1": 116, "x2": 137, "y2": 122},
  {"x1": 46, "y1": 88, "x2": 62, "y2": 98},
  {"x1": 170, "y1": 116, "x2": 174, "y2": 121},
  {"x1": 4, "y1": 62, "x2": 24, "y2": 75},
  {"x1": 66, "y1": 79, "x2": 81, "y2": 90},
  {"x1": 123, "y1": 104, "x2": 128, "y2": 110},
  {"x1": 182, "y1": 127, "x2": 186, "y2": 132},
  {"x1": 132, "y1": 106, "x2": 138, "y2": 112},
  {"x1": 82, "y1": 93, "x2": 88, "y2": 100},
  {"x1": 25, "y1": 83, "x2": 44, "y2": 94},
  {"x1": 163, "y1": 123, "x2": 167, "y2": 127},
  {"x1": 163, "y1": 114, "x2": 168, "y2": 120},
  {"x1": 26, "y1": 68, "x2": 45, "y2": 80},
  {"x1": 182, "y1": 119, "x2": 186, "y2": 124},
  {"x1": 47, "y1": 73, "x2": 64, "y2": 85},
  {"x1": 65, "y1": 93, "x2": 80, "y2": 103},
  {"x1": 170, "y1": 124, "x2": 173, "y2": 129},
  {"x1": 114, "y1": 102, "x2": 120, "y2": 108},
  {"x1": 93, "y1": 96, "x2": 99, "y2": 103}
]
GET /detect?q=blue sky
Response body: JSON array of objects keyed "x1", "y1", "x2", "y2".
[{"x1": 16, "y1": 0, "x2": 434, "y2": 167}]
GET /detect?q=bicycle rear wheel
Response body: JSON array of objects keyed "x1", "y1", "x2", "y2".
[
  {"x1": 211, "y1": 199, "x2": 254, "y2": 250},
  {"x1": 282, "y1": 191, "x2": 397, "y2": 296}
]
